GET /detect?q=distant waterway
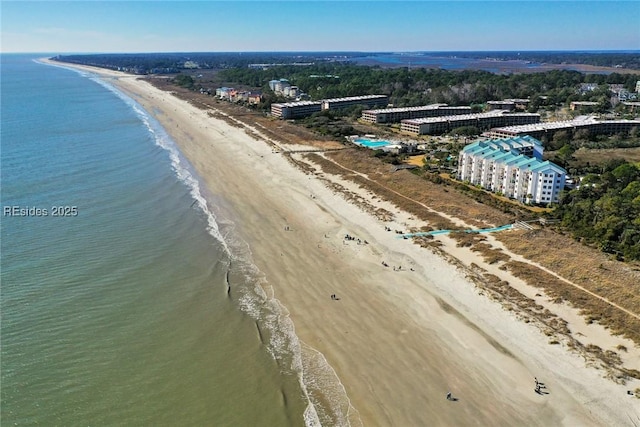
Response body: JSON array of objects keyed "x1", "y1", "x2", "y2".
[{"x1": 352, "y1": 53, "x2": 625, "y2": 74}]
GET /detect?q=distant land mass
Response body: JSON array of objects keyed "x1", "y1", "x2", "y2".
[
  {"x1": 353, "y1": 51, "x2": 640, "y2": 74},
  {"x1": 52, "y1": 51, "x2": 640, "y2": 75}
]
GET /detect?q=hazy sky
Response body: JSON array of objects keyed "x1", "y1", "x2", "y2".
[{"x1": 2, "y1": 1, "x2": 639, "y2": 53}]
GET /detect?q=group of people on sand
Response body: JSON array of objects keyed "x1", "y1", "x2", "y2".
[
  {"x1": 380, "y1": 261, "x2": 415, "y2": 272},
  {"x1": 384, "y1": 226, "x2": 406, "y2": 235},
  {"x1": 343, "y1": 233, "x2": 367, "y2": 245},
  {"x1": 534, "y1": 377, "x2": 547, "y2": 394},
  {"x1": 445, "y1": 391, "x2": 459, "y2": 402}
]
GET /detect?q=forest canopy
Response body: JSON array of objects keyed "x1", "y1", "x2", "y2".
[
  {"x1": 553, "y1": 161, "x2": 640, "y2": 261},
  {"x1": 217, "y1": 63, "x2": 639, "y2": 108}
]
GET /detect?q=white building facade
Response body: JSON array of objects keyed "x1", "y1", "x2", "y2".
[
  {"x1": 458, "y1": 136, "x2": 566, "y2": 204},
  {"x1": 271, "y1": 101, "x2": 322, "y2": 119},
  {"x1": 401, "y1": 111, "x2": 540, "y2": 135}
]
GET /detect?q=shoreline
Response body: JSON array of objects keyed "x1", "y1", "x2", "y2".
[{"x1": 40, "y1": 58, "x2": 640, "y2": 425}]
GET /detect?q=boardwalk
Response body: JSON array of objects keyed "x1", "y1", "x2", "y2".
[{"x1": 398, "y1": 224, "x2": 514, "y2": 239}]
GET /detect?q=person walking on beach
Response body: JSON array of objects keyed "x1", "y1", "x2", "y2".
[{"x1": 446, "y1": 392, "x2": 452, "y2": 401}]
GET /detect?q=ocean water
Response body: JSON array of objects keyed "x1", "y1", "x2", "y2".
[{"x1": 1, "y1": 55, "x2": 317, "y2": 426}]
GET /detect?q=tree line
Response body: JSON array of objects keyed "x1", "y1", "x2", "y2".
[
  {"x1": 552, "y1": 160, "x2": 640, "y2": 261},
  {"x1": 218, "y1": 63, "x2": 639, "y2": 110},
  {"x1": 428, "y1": 51, "x2": 640, "y2": 70},
  {"x1": 53, "y1": 52, "x2": 344, "y2": 74}
]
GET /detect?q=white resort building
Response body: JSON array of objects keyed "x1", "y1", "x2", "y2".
[
  {"x1": 272, "y1": 95, "x2": 388, "y2": 119},
  {"x1": 320, "y1": 95, "x2": 388, "y2": 111},
  {"x1": 487, "y1": 117, "x2": 640, "y2": 140},
  {"x1": 360, "y1": 104, "x2": 472, "y2": 124},
  {"x1": 401, "y1": 110, "x2": 540, "y2": 135},
  {"x1": 457, "y1": 136, "x2": 566, "y2": 204},
  {"x1": 270, "y1": 101, "x2": 322, "y2": 119}
]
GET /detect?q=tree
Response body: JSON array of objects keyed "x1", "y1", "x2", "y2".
[
  {"x1": 449, "y1": 126, "x2": 479, "y2": 136},
  {"x1": 552, "y1": 161, "x2": 640, "y2": 261},
  {"x1": 174, "y1": 74, "x2": 194, "y2": 89},
  {"x1": 573, "y1": 128, "x2": 591, "y2": 143},
  {"x1": 550, "y1": 130, "x2": 570, "y2": 150},
  {"x1": 556, "y1": 144, "x2": 576, "y2": 166},
  {"x1": 612, "y1": 163, "x2": 640, "y2": 188}
]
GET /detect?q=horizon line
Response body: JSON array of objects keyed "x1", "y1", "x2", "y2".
[{"x1": 3, "y1": 49, "x2": 640, "y2": 56}]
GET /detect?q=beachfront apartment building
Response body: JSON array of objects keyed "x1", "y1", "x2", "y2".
[
  {"x1": 216, "y1": 87, "x2": 237, "y2": 100},
  {"x1": 271, "y1": 95, "x2": 388, "y2": 119},
  {"x1": 247, "y1": 91, "x2": 263, "y2": 105},
  {"x1": 215, "y1": 87, "x2": 262, "y2": 104},
  {"x1": 271, "y1": 101, "x2": 322, "y2": 119},
  {"x1": 487, "y1": 117, "x2": 640, "y2": 140},
  {"x1": 360, "y1": 104, "x2": 472, "y2": 124},
  {"x1": 400, "y1": 111, "x2": 540, "y2": 135},
  {"x1": 458, "y1": 136, "x2": 566, "y2": 204},
  {"x1": 321, "y1": 95, "x2": 389, "y2": 111}
]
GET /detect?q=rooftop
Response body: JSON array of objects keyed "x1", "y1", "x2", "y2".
[{"x1": 403, "y1": 110, "x2": 538, "y2": 125}]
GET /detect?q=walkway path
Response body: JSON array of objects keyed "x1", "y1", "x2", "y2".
[{"x1": 399, "y1": 224, "x2": 514, "y2": 238}]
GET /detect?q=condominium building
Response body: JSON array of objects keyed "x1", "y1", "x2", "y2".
[
  {"x1": 274, "y1": 80, "x2": 291, "y2": 93},
  {"x1": 488, "y1": 117, "x2": 640, "y2": 139},
  {"x1": 283, "y1": 86, "x2": 299, "y2": 97},
  {"x1": 271, "y1": 101, "x2": 322, "y2": 119},
  {"x1": 487, "y1": 99, "x2": 530, "y2": 111},
  {"x1": 271, "y1": 95, "x2": 388, "y2": 119},
  {"x1": 360, "y1": 104, "x2": 472, "y2": 124},
  {"x1": 487, "y1": 100, "x2": 516, "y2": 111},
  {"x1": 458, "y1": 137, "x2": 566, "y2": 204},
  {"x1": 216, "y1": 87, "x2": 236, "y2": 100},
  {"x1": 321, "y1": 95, "x2": 388, "y2": 111},
  {"x1": 401, "y1": 111, "x2": 540, "y2": 135},
  {"x1": 269, "y1": 79, "x2": 290, "y2": 91}
]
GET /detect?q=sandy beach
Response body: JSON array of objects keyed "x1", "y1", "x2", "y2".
[{"x1": 44, "y1": 59, "x2": 640, "y2": 426}]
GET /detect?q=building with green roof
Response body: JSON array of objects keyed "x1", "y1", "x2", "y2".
[{"x1": 458, "y1": 136, "x2": 566, "y2": 204}]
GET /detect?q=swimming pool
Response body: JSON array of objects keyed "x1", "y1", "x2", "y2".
[{"x1": 353, "y1": 138, "x2": 391, "y2": 148}]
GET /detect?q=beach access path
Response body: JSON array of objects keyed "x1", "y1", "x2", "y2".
[{"x1": 44, "y1": 60, "x2": 640, "y2": 426}]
